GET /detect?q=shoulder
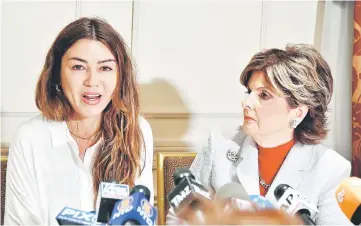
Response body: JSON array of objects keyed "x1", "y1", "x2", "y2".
[
  {"x1": 190, "y1": 127, "x2": 247, "y2": 170},
  {"x1": 208, "y1": 127, "x2": 248, "y2": 159},
  {"x1": 310, "y1": 143, "x2": 351, "y2": 172},
  {"x1": 9, "y1": 114, "x2": 54, "y2": 162},
  {"x1": 12, "y1": 114, "x2": 52, "y2": 144}
]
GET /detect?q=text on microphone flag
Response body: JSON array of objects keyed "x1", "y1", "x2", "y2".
[{"x1": 101, "y1": 183, "x2": 129, "y2": 199}]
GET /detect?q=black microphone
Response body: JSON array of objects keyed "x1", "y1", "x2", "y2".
[
  {"x1": 274, "y1": 184, "x2": 317, "y2": 225},
  {"x1": 167, "y1": 168, "x2": 211, "y2": 214},
  {"x1": 95, "y1": 179, "x2": 130, "y2": 223}
]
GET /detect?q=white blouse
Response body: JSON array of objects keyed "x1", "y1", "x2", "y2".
[{"x1": 4, "y1": 115, "x2": 154, "y2": 225}]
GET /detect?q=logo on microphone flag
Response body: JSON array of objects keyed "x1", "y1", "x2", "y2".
[
  {"x1": 141, "y1": 199, "x2": 153, "y2": 218},
  {"x1": 112, "y1": 196, "x2": 134, "y2": 219},
  {"x1": 336, "y1": 189, "x2": 345, "y2": 203}
]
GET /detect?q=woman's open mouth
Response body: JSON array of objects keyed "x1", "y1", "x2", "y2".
[{"x1": 82, "y1": 93, "x2": 102, "y2": 105}]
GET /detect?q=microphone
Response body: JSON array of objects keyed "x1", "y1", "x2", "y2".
[
  {"x1": 95, "y1": 180, "x2": 130, "y2": 223},
  {"x1": 56, "y1": 207, "x2": 101, "y2": 225},
  {"x1": 167, "y1": 168, "x2": 211, "y2": 213},
  {"x1": 109, "y1": 185, "x2": 157, "y2": 225},
  {"x1": 167, "y1": 189, "x2": 304, "y2": 225},
  {"x1": 274, "y1": 184, "x2": 317, "y2": 225},
  {"x1": 215, "y1": 182, "x2": 256, "y2": 211},
  {"x1": 335, "y1": 177, "x2": 361, "y2": 225},
  {"x1": 249, "y1": 195, "x2": 274, "y2": 210}
]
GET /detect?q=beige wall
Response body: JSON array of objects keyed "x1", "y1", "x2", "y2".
[{"x1": 0, "y1": 1, "x2": 353, "y2": 160}]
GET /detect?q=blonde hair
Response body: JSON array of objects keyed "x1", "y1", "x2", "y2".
[{"x1": 240, "y1": 44, "x2": 333, "y2": 144}]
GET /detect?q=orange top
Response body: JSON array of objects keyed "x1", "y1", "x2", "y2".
[{"x1": 258, "y1": 139, "x2": 295, "y2": 196}]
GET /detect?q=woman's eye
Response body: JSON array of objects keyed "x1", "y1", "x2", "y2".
[
  {"x1": 100, "y1": 66, "x2": 112, "y2": 71},
  {"x1": 72, "y1": 65, "x2": 85, "y2": 70},
  {"x1": 259, "y1": 91, "x2": 271, "y2": 100}
]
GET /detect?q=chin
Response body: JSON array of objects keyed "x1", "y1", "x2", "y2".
[
  {"x1": 76, "y1": 106, "x2": 106, "y2": 119},
  {"x1": 241, "y1": 124, "x2": 258, "y2": 136}
]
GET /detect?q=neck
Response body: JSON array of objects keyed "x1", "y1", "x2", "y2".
[
  {"x1": 252, "y1": 131, "x2": 294, "y2": 148},
  {"x1": 67, "y1": 114, "x2": 102, "y2": 138}
]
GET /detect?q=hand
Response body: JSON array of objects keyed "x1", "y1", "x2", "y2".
[{"x1": 174, "y1": 195, "x2": 304, "y2": 225}]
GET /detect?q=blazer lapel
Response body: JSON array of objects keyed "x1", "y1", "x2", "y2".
[
  {"x1": 265, "y1": 142, "x2": 315, "y2": 205},
  {"x1": 236, "y1": 136, "x2": 260, "y2": 196},
  {"x1": 235, "y1": 136, "x2": 316, "y2": 205}
]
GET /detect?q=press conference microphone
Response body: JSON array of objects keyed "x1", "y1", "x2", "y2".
[
  {"x1": 95, "y1": 179, "x2": 130, "y2": 223},
  {"x1": 109, "y1": 185, "x2": 157, "y2": 225},
  {"x1": 274, "y1": 184, "x2": 317, "y2": 225},
  {"x1": 215, "y1": 182, "x2": 256, "y2": 211},
  {"x1": 172, "y1": 187, "x2": 304, "y2": 225},
  {"x1": 167, "y1": 168, "x2": 211, "y2": 213},
  {"x1": 56, "y1": 207, "x2": 101, "y2": 225},
  {"x1": 249, "y1": 195, "x2": 274, "y2": 210},
  {"x1": 335, "y1": 177, "x2": 361, "y2": 225}
]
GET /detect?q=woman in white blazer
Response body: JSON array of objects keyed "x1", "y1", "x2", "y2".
[{"x1": 167, "y1": 44, "x2": 352, "y2": 225}]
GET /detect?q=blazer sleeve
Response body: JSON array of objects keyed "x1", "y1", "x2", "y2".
[
  {"x1": 315, "y1": 154, "x2": 353, "y2": 225},
  {"x1": 165, "y1": 131, "x2": 215, "y2": 225},
  {"x1": 4, "y1": 126, "x2": 43, "y2": 225}
]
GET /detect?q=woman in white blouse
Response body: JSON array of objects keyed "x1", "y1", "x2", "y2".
[{"x1": 4, "y1": 17, "x2": 154, "y2": 225}]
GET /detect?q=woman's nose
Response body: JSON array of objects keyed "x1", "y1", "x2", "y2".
[
  {"x1": 242, "y1": 93, "x2": 254, "y2": 110},
  {"x1": 84, "y1": 70, "x2": 99, "y2": 87}
]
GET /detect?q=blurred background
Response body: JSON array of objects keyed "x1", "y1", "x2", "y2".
[{"x1": 0, "y1": 0, "x2": 356, "y2": 204}]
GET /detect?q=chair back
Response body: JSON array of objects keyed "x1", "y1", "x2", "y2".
[
  {"x1": 156, "y1": 151, "x2": 197, "y2": 225},
  {"x1": 1, "y1": 157, "x2": 8, "y2": 225}
]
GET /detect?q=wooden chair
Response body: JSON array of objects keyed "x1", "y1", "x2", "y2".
[
  {"x1": 156, "y1": 151, "x2": 197, "y2": 225},
  {"x1": 1, "y1": 155, "x2": 8, "y2": 225}
]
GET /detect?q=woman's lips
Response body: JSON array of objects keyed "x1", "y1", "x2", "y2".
[
  {"x1": 82, "y1": 92, "x2": 102, "y2": 105},
  {"x1": 244, "y1": 116, "x2": 256, "y2": 121}
]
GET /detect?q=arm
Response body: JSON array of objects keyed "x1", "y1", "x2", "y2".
[
  {"x1": 315, "y1": 156, "x2": 352, "y2": 225},
  {"x1": 4, "y1": 127, "x2": 42, "y2": 225},
  {"x1": 166, "y1": 131, "x2": 215, "y2": 225},
  {"x1": 135, "y1": 117, "x2": 154, "y2": 205}
]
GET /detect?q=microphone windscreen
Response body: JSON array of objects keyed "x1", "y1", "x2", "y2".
[
  {"x1": 216, "y1": 182, "x2": 250, "y2": 201},
  {"x1": 336, "y1": 177, "x2": 361, "y2": 225},
  {"x1": 130, "y1": 184, "x2": 151, "y2": 201},
  {"x1": 173, "y1": 168, "x2": 195, "y2": 186}
]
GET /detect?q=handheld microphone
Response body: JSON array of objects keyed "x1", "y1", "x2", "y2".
[
  {"x1": 335, "y1": 177, "x2": 361, "y2": 225},
  {"x1": 95, "y1": 180, "x2": 130, "y2": 223},
  {"x1": 215, "y1": 182, "x2": 256, "y2": 211},
  {"x1": 56, "y1": 207, "x2": 101, "y2": 225},
  {"x1": 274, "y1": 184, "x2": 317, "y2": 225},
  {"x1": 109, "y1": 185, "x2": 157, "y2": 226},
  {"x1": 249, "y1": 195, "x2": 274, "y2": 210},
  {"x1": 167, "y1": 168, "x2": 211, "y2": 213}
]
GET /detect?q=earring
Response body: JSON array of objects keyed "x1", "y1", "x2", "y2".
[
  {"x1": 290, "y1": 119, "x2": 299, "y2": 128},
  {"x1": 55, "y1": 84, "x2": 61, "y2": 93}
]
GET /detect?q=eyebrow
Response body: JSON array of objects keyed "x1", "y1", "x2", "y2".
[
  {"x1": 247, "y1": 86, "x2": 272, "y2": 91},
  {"x1": 257, "y1": 86, "x2": 272, "y2": 91},
  {"x1": 68, "y1": 57, "x2": 116, "y2": 64}
]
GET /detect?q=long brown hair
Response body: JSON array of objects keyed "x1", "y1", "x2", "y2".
[{"x1": 35, "y1": 17, "x2": 144, "y2": 206}]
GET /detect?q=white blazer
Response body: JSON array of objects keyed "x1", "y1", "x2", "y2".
[{"x1": 167, "y1": 128, "x2": 352, "y2": 225}]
